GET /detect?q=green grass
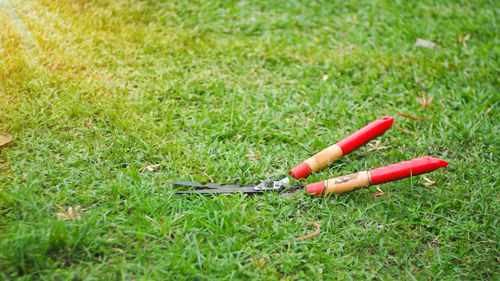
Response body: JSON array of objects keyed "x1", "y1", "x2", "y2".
[{"x1": 0, "y1": 0, "x2": 499, "y2": 279}]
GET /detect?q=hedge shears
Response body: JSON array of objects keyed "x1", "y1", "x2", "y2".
[{"x1": 171, "y1": 116, "x2": 448, "y2": 196}]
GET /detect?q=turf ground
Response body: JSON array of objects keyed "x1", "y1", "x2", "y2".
[{"x1": 0, "y1": 0, "x2": 499, "y2": 279}]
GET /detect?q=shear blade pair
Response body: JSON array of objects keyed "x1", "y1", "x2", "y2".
[
  {"x1": 169, "y1": 181, "x2": 260, "y2": 194},
  {"x1": 169, "y1": 178, "x2": 296, "y2": 194}
]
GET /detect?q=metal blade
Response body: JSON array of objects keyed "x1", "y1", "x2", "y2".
[
  {"x1": 167, "y1": 180, "x2": 246, "y2": 189},
  {"x1": 175, "y1": 187, "x2": 262, "y2": 194},
  {"x1": 169, "y1": 177, "x2": 293, "y2": 194}
]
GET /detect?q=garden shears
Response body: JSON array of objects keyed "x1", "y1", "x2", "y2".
[{"x1": 171, "y1": 116, "x2": 448, "y2": 196}]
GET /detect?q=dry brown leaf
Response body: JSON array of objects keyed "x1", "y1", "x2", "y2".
[
  {"x1": 56, "y1": 205, "x2": 82, "y2": 221},
  {"x1": 245, "y1": 147, "x2": 260, "y2": 159},
  {"x1": 253, "y1": 255, "x2": 269, "y2": 269},
  {"x1": 90, "y1": 74, "x2": 113, "y2": 82},
  {"x1": 371, "y1": 186, "x2": 386, "y2": 197},
  {"x1": 49, "y1": 57, "x2": 61, "y2": 71},
  {"x1": 112, "y1": 248, "x2": 125, "y2": 253},
  {"x1": 140, "y1": 164, "x2": 160, "y2": 172},
  {"x1": 0, "y1": 135, "x2": 13, "y2": 147},
  {"x1": 458, "y1": 32, "x2": 471, "y2": 48},
  {"x1": 422, "y1": 176, "x2": 435, "y2": 186},
  {"x1": 370, "y1": 187, "x2": 393, "y2": 198},
  {"x1": 367, "y1": 140, "x2": 388, "y2": 152},
  {"x1": 292, "y1": 222, "x2": 321, "y2": 242},
  {"x1": 415, "y1": 38, "x2": 436, "y2": 49},
  {"x1": 416, "y1": 92, "x2": 434, "y2": 110}
]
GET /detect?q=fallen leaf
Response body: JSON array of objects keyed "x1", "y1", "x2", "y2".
[
  {"x1": 422, "y1": 176, "x2": 435, "y2": 186},
  {"x1": 0, "y1": 135, "x2": 12, "y2": 147},
  {"x1": 292, "y1": 222, "x2": 321, "y2": 242},
  {"x1": 140, "y1": 164, "x2": 160, "y2": 172},
  {"x1": 416, "y1": 92, "x2": 434, "y2": 110},
  {"x1": 367, "y1": 140, "x2": 388, "y2": 152},
  {"x1": 431, "y1": 235, "x2": 441, "y2": 245},
  {"x1": 112, "y1": 248, "x2": 124, "y2": 253},
  {"x1": 56, "y1": 205, "x2": 82, "y2": 221},
  {"x1": 371, "y1": 186, "x2": 386, "y2": 197},
  {"x1": 415, "y1": 38, "x2": 436, "y2": 49},
  {"x1": 90, "y1": 74, "x2": 113, "y2": 82},
  {"x1": 245, "y1": 147, "x2": 260, "y2": 159},
  {"x1": 48, "y1": 57, "x2": 61, "y2": 71},
  {"x1": 253, "y1": 255, "x2": 268, "y2": 269},
  {"x1": 458, "y1": 32, "x2": 470, "y2": 48}
]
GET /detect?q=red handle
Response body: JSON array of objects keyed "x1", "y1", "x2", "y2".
[
  {"x1": 369, "y1": 156, "x2": 448, "y2": 185},
  {"x1": 336, "y1": 116, "x2": 394, "y2": 154},
  {"x1": 288, "y1": 116, "x2": 394, "y2": 180},
  {"x1": 305, "y1": 156, "x2": 449, "y2": 196}
]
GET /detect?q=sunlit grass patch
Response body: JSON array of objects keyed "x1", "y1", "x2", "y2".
[{"x1": 0, "y1": 0, "x2": 498, "y2": 279}]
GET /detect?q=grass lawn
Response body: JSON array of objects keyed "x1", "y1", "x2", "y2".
[{"x1": 1, "y1": 0, "x2": 499, "y2": 279}]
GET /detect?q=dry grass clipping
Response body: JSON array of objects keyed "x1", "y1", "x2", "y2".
[
  {"x1": 292, "y1": 222, "x2": 321, "y2": 242},
  {"x1": 394, "y1": 113, "x2": 426, "y2": 135}
]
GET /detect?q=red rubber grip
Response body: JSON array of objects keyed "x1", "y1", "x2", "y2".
[
  {"x1": 288, "y1": 162, "x2": 312, "y2": 180},
  {"x1": 336, "y1": 116, "x2": 394, "y2": 154},
  {"x1": 305, "y1": 181, "x2": 326, "y2": 196},
  {"x1": 369, "y1": 156, "x2": 448, "y2": 185}
]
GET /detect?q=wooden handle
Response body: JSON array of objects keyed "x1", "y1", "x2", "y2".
[
  {"x1": 288, "y1": 116, "x2": 394, "y2": 179},
  {"x1": 305, "y1": 144, "x2": 344, "y2": 173},
  {"x1": 287, "y1": 144, "x2": 343, "y2": 180},
  {"x1": 305, "y1": 171, "x2": 371, "y2": 196}
]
